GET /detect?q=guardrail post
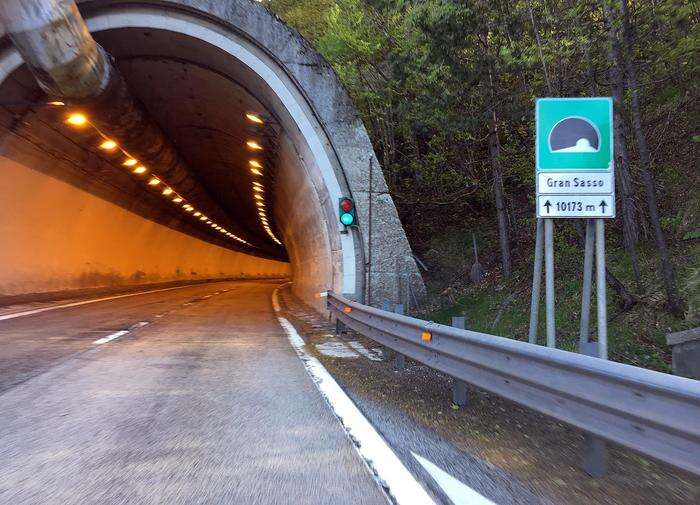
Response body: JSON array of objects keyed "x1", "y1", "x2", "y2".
[
  {"x1": 582, "y1": 435, "x2": 607, "y2": 478},
  {"x1": 451, "y1": 316, "x2": 469, "y2": 406},
  {"x1": 579, "y1": 341, "x2": 608, "y2": 477},
  {"x1": 393, "y1": 304, "x2": 405, "y2": 367},
  {"x1": 378, "y1": 301, "x2": 394, "y2": 362}
]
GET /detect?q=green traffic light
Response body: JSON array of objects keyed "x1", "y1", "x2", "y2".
[{"x1": 340, "y1": 212, "x2": 355, "y2": 226}]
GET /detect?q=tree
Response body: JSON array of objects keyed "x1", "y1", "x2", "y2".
[
  {"x1": 603, "y1": 0, "x2": 642, "y2": 290},
  {"x1": 617, "y1": 0, "x2": 684, "y2": 316}
]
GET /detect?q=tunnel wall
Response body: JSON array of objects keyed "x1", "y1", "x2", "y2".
[
  {"x1": 0, "y1": 156, "x2": 290, "y2": 296},
  {"x1": 273, "y1": 136, "x2": 334, "y2": 311}
]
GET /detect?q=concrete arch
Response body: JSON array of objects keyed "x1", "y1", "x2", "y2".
[{"x1": 0, "y1": 0, "x2": 424, "y2": 308}]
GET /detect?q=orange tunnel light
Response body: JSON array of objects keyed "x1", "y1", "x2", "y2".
[
  {"x1": 99, "y1": 139, "x2": 117, "y2": 151},
  {"x1": 245, "y1": 113, "x2": 264, "y2": 124},
  {"x1": 66, "y1": 113, "x2": 87, "y2": 126}
]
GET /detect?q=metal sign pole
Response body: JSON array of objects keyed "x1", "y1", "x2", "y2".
[
  {"x1": 544, "y1": 218, "x2": 556, "y2": 347},
  {"x1": 583, "y1": 218, "x2": 609, "y2": 477},
  {"x1": 528, "y1": 218, "x2": 544, "y2": 344},
  {"x1": 579, "y1": 219, "x2": 595, "y2": 349},
  {"x1": 534, "y1": 97, "x2": 614, "y2": 476},
  {"x1": 595, "y1": 219, "x2": 608, "y2": 359}
]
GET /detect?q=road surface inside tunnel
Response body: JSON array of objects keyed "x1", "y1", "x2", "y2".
[{"x1": 0, "y1": 280, "x2": 388, "y2": 504}]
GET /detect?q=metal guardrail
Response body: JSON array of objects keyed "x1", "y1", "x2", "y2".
[{"x1": 328, "y1": 292, "x2": 700, "y2": 476}]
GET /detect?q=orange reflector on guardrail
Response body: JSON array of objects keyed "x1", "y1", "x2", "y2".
[
  {"x1": 421, "y1": 331, "x2": 432, "y2": 342},
  {"x1": 343, "y1": 306, "x2": 352, "y2": 313}
]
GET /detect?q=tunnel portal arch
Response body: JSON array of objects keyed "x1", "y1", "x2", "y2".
[{"x1": 0, "y1": 0, "x2": 424, "y2": 308}]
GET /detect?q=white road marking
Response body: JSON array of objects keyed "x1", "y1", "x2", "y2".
[
  {"x1": 272, "y1": 288, "x2": 436, "y2": 505},
  {"x1": 316, "y1": 341, "x2": 359, "y2": 358},
  {"x1": 93, "y1": 330, "x2": 129, "y2": 345},
  {"x1": 348, "y1": 341, "x2": 383, "y2": 361},
  {"x1": 412, "y1": 452, "x2": 496, "y2": 505},
  {"x1": 0, "y1": 284, "x2": 218, "y2": 323}
]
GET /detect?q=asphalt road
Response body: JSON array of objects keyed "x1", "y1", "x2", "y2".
[{"x1": 0, "y1": 281, "x2": 388, "y2": 504}]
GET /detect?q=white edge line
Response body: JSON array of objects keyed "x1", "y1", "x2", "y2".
[
  {"x1": 93, "y1": 330, "x2": 129, "y2": 345},
  {"x1": 0, "y1": 283, "x2": 218, "y2": 322},
  {"x1": 272, "y1": 287, "x2": 436, "y2": 505},
  {"x1": 411, "y1": 452, "x2": 497, "y2": 505}
]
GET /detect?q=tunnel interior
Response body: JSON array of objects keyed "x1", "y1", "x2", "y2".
[
  {"x1": 94, "y1": 26, "x2": 290, "y2": 260},
  {"x1": 1, "y1": 17, "x2": 337, "y2": 302},
  {"x1": 0, "y1": 0, "x2": 425, "y2": 309}
]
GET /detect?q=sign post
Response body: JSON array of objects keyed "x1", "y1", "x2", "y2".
[
  {"x1": 531, "y1": 97, "x2": 615, "y2": 350},
  {"x1": 529, "y1": 97, "x2": 615, "y2": 477}
]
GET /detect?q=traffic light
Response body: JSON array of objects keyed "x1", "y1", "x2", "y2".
[{"x1": 338, "y1": 197, "x2": 356, "y2": 227}]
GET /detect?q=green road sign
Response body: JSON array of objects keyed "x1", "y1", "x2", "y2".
[
  {"x1": 535, "y1": 97, "x2": 615, "y2": 219},
  {"x1": 536, "y1": 97, "x2": 613, "y2": 171}
]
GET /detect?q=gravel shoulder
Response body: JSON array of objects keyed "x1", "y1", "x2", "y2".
[{"x1": 279, "y1": 287, "x2": 699, "y2": 505}]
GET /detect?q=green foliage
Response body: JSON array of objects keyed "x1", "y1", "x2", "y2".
[
  {"x1": 265, "y1": 0, "x2": 696, "y2": 233},
  {"x1": 266, "y1": 0, "x2": 699, "y2": 331}
]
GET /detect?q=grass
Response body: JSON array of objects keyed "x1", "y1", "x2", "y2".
[{"x1": 418, "y1": 223, "x2": 699, "y2": 373}]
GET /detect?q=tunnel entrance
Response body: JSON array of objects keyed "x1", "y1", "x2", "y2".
[{"x1": 0, "y1": 0, "x2": 423, "y2": 309}]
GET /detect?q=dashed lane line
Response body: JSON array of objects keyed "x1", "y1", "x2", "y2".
[
  {"x1": 93, "y1": 330, "x2": 129, "y2": 345},
  {"x1": 92, "y1": 321, "x2": 150, "y2": 345}
]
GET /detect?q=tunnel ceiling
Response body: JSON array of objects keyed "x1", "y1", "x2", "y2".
[
  {"x1": 96, "y1": 27, "x2": 286, "y2": 257},
  {"x1": 0, "y1": 24, "x2": 291, "y2": 262}
]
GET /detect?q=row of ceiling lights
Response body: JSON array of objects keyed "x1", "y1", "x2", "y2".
[
  {"x1": 245, "y1": 113, "x2": 282, "y2": 246},
  {"x1": 54, "y1": 102, "x2": 251, "y2": 247}
]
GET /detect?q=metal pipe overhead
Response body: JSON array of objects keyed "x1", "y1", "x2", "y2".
[{"x1": 0, "y1": 0, "x2": 239, "y2": 240}]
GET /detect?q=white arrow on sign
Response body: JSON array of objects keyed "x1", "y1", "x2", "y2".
[{"x1": 537, "y1": 195, "x2": 614, "y2": 218}]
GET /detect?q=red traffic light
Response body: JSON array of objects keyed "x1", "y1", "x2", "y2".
[{"x1": 340, "y1": 198, "x2": 354, "y2": 212}]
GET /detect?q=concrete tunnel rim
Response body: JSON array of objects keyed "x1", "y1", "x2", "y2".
[
  {"x1": 0, "y1": 1, "x2": 363, "y2": 298},
  {"x1": 85, "y1": 3, "x2": 360, "y2": 298}
]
